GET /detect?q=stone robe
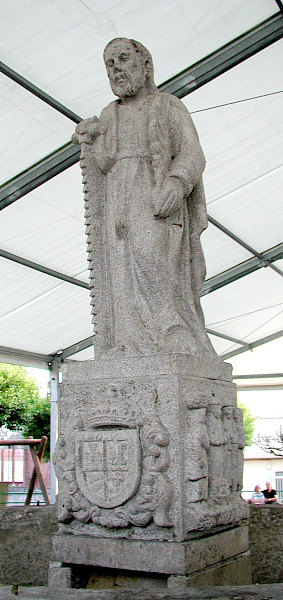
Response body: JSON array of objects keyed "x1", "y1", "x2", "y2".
[{"x1": 84, "y1": 91, "x2": 214, "y2": 356}]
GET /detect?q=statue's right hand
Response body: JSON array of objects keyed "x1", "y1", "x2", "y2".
[
  {"x1": 72, "y1": 117, "x2": 106, "y2": 145},
  {"x1": 154, "y1": 178, "x2": 184, "y2": 219}
]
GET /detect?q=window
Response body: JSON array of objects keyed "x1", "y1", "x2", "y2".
[
  {"x1": 0, "y1": 447, "x2": 24, "y2": 483},
  {"x1": 275, "y1": 472, "x2": 283, "y2": 500}
]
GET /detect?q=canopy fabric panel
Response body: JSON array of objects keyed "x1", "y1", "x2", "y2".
[
  {"x1": 0, "y1": 0, "x2": 282, "y2": 366},
  {"x1": 0, "y1": 74, "x2": 74, "y2": 185},
  {"x1": 0, "y1": 165, "x2": 88, "y2": 278},
  {"x1": 184, "y1": 41, "x2": 283, "y2": 238},
  {"x1": 1, "y1": 0, "x2": 277, "y2": 121},
  {"x1": 227, "y1": 337, "x2": 283, "y2": 375},
  {"x1": 0, "y1": 281, "x2": 92, "y2": 355},
  {"x1": 202, "y1": 268, "x2": 283, "y2": 354}
]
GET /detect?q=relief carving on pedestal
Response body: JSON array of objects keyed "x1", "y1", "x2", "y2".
[
  {"x1": 184, "y1": 394, "x2": 210, "y2": 504},
  {"x1": 222, "y1": 405, "x2": 238, "y2": 493},
  {"x1": 55, "y1": 382, "x2": 173, "y2": 529},
  {"x1": 235, "y1": 407, "x2": 245, "y2": 493},
  {"x1": 206, "y1": 397, "x2": 229, "y2": 500}
]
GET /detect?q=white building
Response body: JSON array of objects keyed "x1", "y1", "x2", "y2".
[
  {"x1": 229, "y1": 338, "x2": 283, "y2": 501},
  {"x1": 242, "y1": 444, "x2": 283, "y2": 500}
]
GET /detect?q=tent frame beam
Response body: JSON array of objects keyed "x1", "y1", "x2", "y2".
[
  {"x1": 1, "y1": 242, "x2": 282, "y2": 294},
  {"x1": 159, "y1": 12, "x2": 283, "y2": 97},
  {"x1": 273, "y1": 0, "x2": 283, "y2": 15},
  {"x1": 206, "y1": 329, "x2": 249, "y2": 347},
  {"x1": 0, "y1": 143, "x2": 80, "y2": 211},
  {"x1": 202, "y1": 243, "x2": 283, "y2": 295},
  {"x1": 221, "y1": 330, "x2": 283, "y2": 360},
  {"x1": 208, "y1": 217, "x2": 283, "y2": 277},
  {"x1": 57, "y1": 336, "x2": 94, "y2": 361},
  {"x1": 0, "y1": 345, "x2": 52, "y2": 369},
  {"x1": 0, "y1": 249, "x2": 90, "y2": 289},
  {"x1": 0, "y1": 61, "x2": 81, "y2": 124},
  {"x1": 2, "y1": 329, "x2": 283, "y2": 368}
]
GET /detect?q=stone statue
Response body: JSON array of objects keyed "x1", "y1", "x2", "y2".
[
  {"x1": 48, "y1": 39, "x2": 250, "y2": 589},
  {"x1": 73, "y1": 38, "x2": 215, "y2": 358}
]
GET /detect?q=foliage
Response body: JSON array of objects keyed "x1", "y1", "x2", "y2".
[
  {"x1": 0, "y1": 364, "x2": 50, "y2": 460},
  {"x1": 237, "y1": 400, "x2": 256, "y2": 447},
  {"x1": 257, "y1": 427, "x2": 283, "y2": 457}
]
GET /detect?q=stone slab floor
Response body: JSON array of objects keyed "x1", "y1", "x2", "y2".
[{"x1": 0, "y1": 584, "x2": 282, "y2": 600}]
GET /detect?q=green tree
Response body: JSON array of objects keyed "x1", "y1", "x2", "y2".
[
  {"x1": 237, "y1": 400, "x2": 256, "y2": 447},
  {"x1": 0, "y1": 364, "x2": 50, "y2": 459}
]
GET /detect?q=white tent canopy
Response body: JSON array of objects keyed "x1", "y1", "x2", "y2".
[{"x1": 1, "y1": 0, "x2": 283, "y2": 369}]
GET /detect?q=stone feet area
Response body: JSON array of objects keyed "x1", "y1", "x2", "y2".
[{"x1": 0, "y1": 584, "x2": 283, "y2": 600}]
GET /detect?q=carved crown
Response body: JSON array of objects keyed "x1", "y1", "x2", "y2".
[{"x1": 83, "y1": 395, "x2": 138, "y2": 429}]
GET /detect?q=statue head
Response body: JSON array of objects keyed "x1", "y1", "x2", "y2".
[{"x1": 103, "y1": 38, "x2": 156, "y2": 99}]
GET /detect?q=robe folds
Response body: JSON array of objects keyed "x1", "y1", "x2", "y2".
[{"x1": 82, "y1": 91, "x2": 215, "y2": 356}]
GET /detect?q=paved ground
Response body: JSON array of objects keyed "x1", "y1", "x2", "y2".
[{"x1": 0, "y1": 584, "x2": 282, "y2": 600}]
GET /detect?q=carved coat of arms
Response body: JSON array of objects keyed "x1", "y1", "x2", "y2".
[
  {"x1": 55, "y1": 381, "x2": 174, "y2": 529},
  {"x1": 76, "y1": 428, "x2": 141, "y2": 508}
]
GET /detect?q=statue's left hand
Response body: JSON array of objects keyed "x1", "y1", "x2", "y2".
[{"x1": 154, "y1": 178, "x2": 184, "y2": 219}]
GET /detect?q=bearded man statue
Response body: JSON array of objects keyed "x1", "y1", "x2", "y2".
[{"x1": 73, "y1": 38, "x2": 215, "y2": 358}]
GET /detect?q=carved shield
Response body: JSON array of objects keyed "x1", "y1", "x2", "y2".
[{"x1": 75, "y1": 428, "x2": 141, "y2": 508}]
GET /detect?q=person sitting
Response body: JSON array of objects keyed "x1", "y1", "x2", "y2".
[
  {"x1": 250, "y1": 484, "x2": 265, "y2": 504},
  {"x1": 262, "y1": 481, "x2": 278, "y2": 504}
]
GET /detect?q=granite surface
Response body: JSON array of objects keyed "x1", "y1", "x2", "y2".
[
  {"x1": 73, "y1": 38, "x2": 215, "y2": 359},
  {"x1": 50, "y1": 37, "x2": 248, "y2": 586},
  {"x1": 0, "y1": 507, "x2": 58, "y2": 586},
  {"x1": 0, "y1": 583, "x2": 283, "y2": 599},
  {"x1": 249, "y1": 504, "x2": 283, "y2": 583},
  {"x1": 55, "y1": 359, "x2": 248, "y2": 540}
]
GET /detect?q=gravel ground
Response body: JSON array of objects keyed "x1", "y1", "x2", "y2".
[{"x1": 0, "y1": 583, "x2": 282, "y2": 600}]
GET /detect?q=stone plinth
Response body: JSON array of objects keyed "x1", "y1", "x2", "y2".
[
  {"x1": 49, "y1": 526, "x2": 251, "y2": 587},
  {"x1": 50, "y1": 354, "x2": 250, "y2": 588}
]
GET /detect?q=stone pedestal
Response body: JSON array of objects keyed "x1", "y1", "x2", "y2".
[
  {"x1": 49, "y1": 526, "x2": 251, "y2": 588},
  {"x1": 50, "y1": 353, "x2": 250, "y2": 588}
]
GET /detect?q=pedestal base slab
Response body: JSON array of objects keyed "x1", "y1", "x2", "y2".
[{"x1": 49, "y1": 526, "x2": 251, "y2": 588}]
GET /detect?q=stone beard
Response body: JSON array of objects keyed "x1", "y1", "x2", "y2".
[{"x1": 74, "y1": 38, "x2": 215, "y2": 358}]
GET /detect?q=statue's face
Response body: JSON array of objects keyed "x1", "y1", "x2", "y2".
[{"x1": 104, "y1": 40, "x2": 147, "y2": 98}]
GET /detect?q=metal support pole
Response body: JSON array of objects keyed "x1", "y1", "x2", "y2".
[{"x1": 49, "y1": 361, "x2": 60, "y2": 504}]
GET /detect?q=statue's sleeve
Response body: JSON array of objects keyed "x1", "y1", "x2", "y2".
[{"x1": 167, "y1": 95, "x2": 206, "y2": 197}]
